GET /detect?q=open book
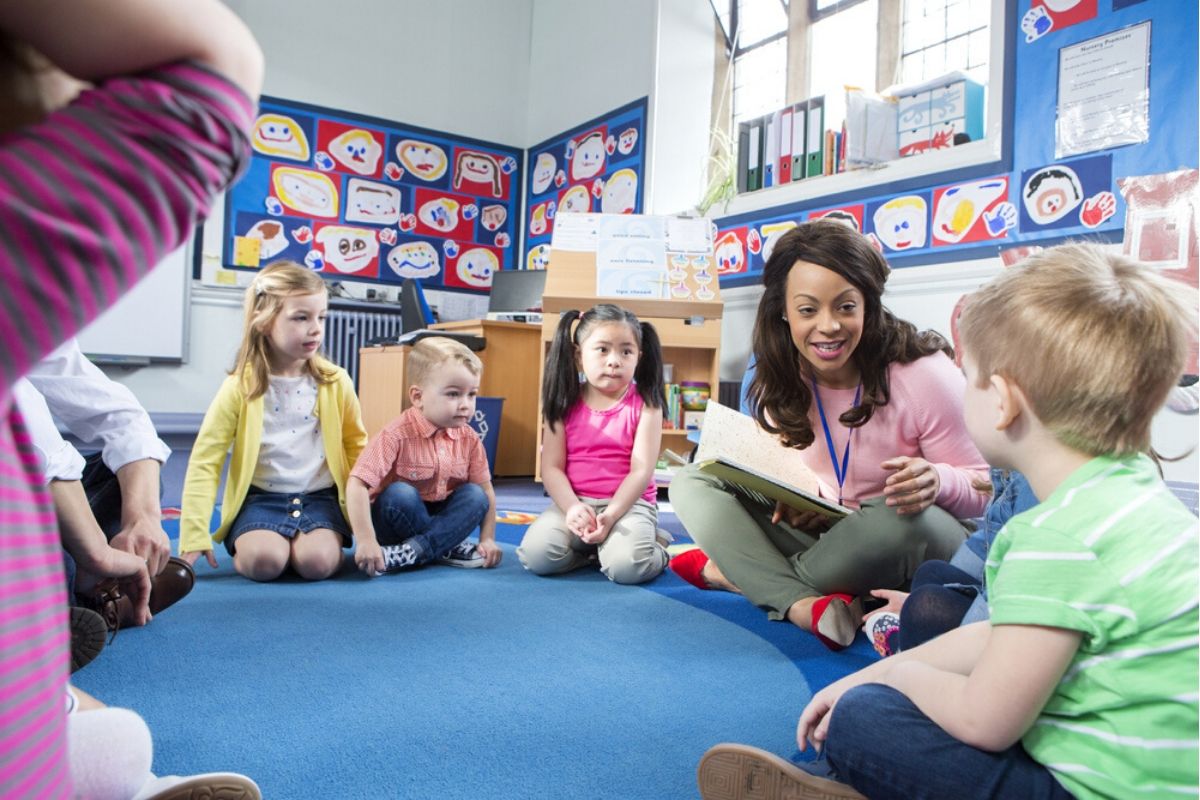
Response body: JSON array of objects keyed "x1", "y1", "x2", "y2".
[{"x1": 694, "y1": 400, "x2": 850, "y2": 519}]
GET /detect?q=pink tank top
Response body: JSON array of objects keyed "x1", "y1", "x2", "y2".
[{"x1": 563, "y1": 388, "x2": 657, "y2": 505}]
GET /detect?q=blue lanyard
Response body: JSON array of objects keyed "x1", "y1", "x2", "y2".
[{"x1": 812, "y1": 379, "x2": 861, "y2": 505}]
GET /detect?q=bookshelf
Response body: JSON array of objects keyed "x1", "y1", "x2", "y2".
[{"x1": 535, "y1": 246, "x2": 722, "y2": 482}]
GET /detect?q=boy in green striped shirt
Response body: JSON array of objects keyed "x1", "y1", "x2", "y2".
[{"x1": 700, "y1": 244, "x2": 1198, "y2": 800}]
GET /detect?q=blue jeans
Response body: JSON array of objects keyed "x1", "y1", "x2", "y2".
[
  {"x1": 369, "y1": 482, "x2": 488, "y2": 564},
  {"x1": 824, "y1": 684, "x2": 1074, "y2": 800}
]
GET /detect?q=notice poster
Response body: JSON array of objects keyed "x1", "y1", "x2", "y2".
[{"x1": 1056, "y1": 21, "x2": 1151, "y2": 158}]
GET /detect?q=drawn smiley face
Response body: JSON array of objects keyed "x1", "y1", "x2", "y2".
[
  {"x1": 714, "y1": 231, "x2": 745, "y2": 275},
  {"x1": 272, "y1": 168, "x2": 339, "y2": 218},
  {"x1": 873, "y1": 196, "x2": 928, "y2": 251},
  {"x1": 345, "y1": 179, "x2": 401, "y2": 226},
  {"x1": 386, "y1": 241, "x2": 440, "y2": 280},
  {"x1": 252, "y1": 114, "x2": 310, "y2": 160},
  {"x1": 418, "y1": 197, "x2": 460, "y2": 233},
  {"x1": 933, "y1": 179, "x2": 1006, "y2": 242},
  {"x1": 570, "y1": 131, "x2": 606, "y2": 181},
  {"x1": 329, "y1": 129, "x2": 382, "y2": 175},
  {"x1": 456, "y1": 248, "x2": 498, "y2": 288},
  {"x1": 600, "y1": 169, "x2": 637, "y2": 214},
  {"x1": 531, "y1": 152, "x2": 556, "y2": 194},
  {"x1": 1022, "y1": 166, "x2": 1083, "y2": 226}
]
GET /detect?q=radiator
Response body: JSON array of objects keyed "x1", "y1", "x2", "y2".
[{"x1": 324, "y1": 308, "x2": 404, "y2": 387}]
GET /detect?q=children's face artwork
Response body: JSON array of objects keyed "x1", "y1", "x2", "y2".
[
  {"x1": 385, "y1": 241, "x2": 440, "y2": 280},
  {"x1": 816, "y1": 210, "x2": 860, "y2": 231},
  {"x1": 273, "y1": 168, "x2": 339, "y2": 218},
  {"x1": 601, "y1": 169, "x2": 637, "y2": 214},
  {"x1": 396, "y1": 139, "x2": 448, "y2": 181},
  {"x1": 245, "y1": 220, "x2": 289, "y2": 260},
  {"x1": 784, "y1": 260, "x2": 865, "y2": 387},
  {"x1": 418, "y1": 197, "x2": 460, "y2": 232},
  {"x1": 559, "y1": 184, "x2": 591, "y2": 215},
  {"x1": 575, "y1": 321, "x2": 641, "y2": 399},
  {"x1": 872, "y1": 196, "x2": 927, "y2": 250},
  {"x1": 456, "y1": 247, "x2": 498, "y2": 288},
  {"x1": 412, "y1": 362, "x2": 479, "y2": 429},
  {"x1": 1022, "y1": 166, "x2": 1083, "y2": 226},
  {"x1": 527, "y1": 244, "x2": 551, "y2": 270},
  {"x1": 529, "y1": 203, "x2": 549, "y2": 236},
  {"x1": 480, "y1": 204, "x2": 507, "y2": 232},
  {"x1": 315, "y1": 226, "x2": 379, "y2": 273},
  {"x1": 714, "y1": 231, "x2": 745, "y2": 275},
  {"x1": 265, "y1": 291, "x2": 327, "y2": 374},
  {"x1": 345, "y1": 179, "x2": 401, "y2": 226},
  {"x1": 252, "y1": 114, "x2": 310, "y2": 161},
  {"x1": 933, "y1": 180, "x2": 1007, "y2": 243},
  {"x1": 617, "y1": 127, "x2": 638, "y2": 155},
  {"x1": 329, "y1": 129, "x2": 382, "y2": 175},
  {"x1": 531, "y1": 152, "x2": 557, "y2": 194},
  {"x1": 453, "y1": 151, "x2": 503, "y2": 197},
  {"x1": 759, "y1": 220, "x2": 798, "y2": 262},
  {"x1": 571, "y1": 132, "x2": 606, "y2": 181}
]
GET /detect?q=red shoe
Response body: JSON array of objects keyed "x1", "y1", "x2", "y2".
[
  {"x1": 811, "y1": 593, "x2": 863, "y2": 651},
  {"x1": 669, "y1": 548, "x2": 711, "y2": 590}
]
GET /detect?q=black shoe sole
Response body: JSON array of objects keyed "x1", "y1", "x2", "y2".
[{"x1": 70, "y1": 606, "x2": 107, "y2": 673}]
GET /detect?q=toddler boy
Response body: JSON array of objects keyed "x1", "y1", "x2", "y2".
[{"x1": 347, "y1": 337, "x2": 501, "y2": 574}]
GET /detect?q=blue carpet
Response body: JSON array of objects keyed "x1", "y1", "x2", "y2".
[{"x1": 74, "y1": 510, "x2": 875, "y2": 799}]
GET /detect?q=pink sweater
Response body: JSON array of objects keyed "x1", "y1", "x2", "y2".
[{"x1": 801, "y1": 353, "x2": 989, "y2": 519}]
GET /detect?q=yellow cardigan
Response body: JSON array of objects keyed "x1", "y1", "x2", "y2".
[{"x1": 179, "y1": 364, "x2": 368, "y2": 554}]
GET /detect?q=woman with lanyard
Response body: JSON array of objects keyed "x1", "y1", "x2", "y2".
[{"x1": 669, "y1": 220, "x2": 989, "y2": 650}]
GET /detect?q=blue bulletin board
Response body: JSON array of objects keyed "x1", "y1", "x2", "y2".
[
  {"x1": 523, "y1": 98, "x2": 648, "y2": 271},
  {"x1": 223, "y1": 96, "x2": 523, "y2": 293},
  {"x1": 713, "y1": 0, "x2": 1197, "y2": 287}
]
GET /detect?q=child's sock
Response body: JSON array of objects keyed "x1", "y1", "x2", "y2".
[{"x1": 377, "y1": 541, "x2": 420, "y2": 575}]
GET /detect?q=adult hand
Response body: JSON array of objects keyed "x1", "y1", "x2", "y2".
[
  {"x1": 565, "y1": 502, "x2": 597, "y2": 540},
  {"x1": 109, "y1": 517, "x2": 171, "y2": 576},
  {"x1": 476, "y1": 539, "x2": 503, "y2": 568},
  {"x1": 881, "y1": 456, "x2": 940, "y2": 515},
  {"x1": 771, "y1": 501, "x2": 831, "y2": 532},
  {"x1": 354, "y1": 539, "x2": 385, "y2": 576},
  {"x1": 181, "y1": 549, "x2": 218, "y2": 569},
  {"x1": 81, "y1": 546, "x2": 152, "y2": 627}
]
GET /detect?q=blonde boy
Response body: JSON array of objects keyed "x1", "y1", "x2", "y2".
[
  {"x1": 347, "y1": 337, "x2": 500, "y2": 574},
  {"x1": 699, "y1": 244, "x2": 1198, "y2": 800}
]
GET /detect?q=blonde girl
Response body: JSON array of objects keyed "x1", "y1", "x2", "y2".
[
  {"x1": 180, "y1": 261, "x2": 367, "y2": 581},
  {"x1": 517, "y1": 303, "x2": 669, "y2": 585}
]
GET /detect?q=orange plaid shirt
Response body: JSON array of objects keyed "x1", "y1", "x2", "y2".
[{"x1": 350, "y1": 406, "x2": 490, "y2": 502}]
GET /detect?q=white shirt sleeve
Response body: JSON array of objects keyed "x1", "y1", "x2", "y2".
[
  {"x1": 12, "y1": 378, "x2": 87, "y2": 483},
  {"x1": 25, "y1": 339, "x2": 171, "y2": 475}
]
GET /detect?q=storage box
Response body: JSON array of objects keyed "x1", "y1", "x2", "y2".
[{"x1": 894, "y1": 73, "x2": 983, "y2": 157}]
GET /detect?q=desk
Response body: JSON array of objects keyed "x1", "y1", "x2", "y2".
[{"x1": 358, "y1": 319, "x2": 542, "y2": 476}]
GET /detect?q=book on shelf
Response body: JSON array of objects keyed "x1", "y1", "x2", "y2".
[{"x1": 693, "y1": 400, "x2": 849, "y2": 519}]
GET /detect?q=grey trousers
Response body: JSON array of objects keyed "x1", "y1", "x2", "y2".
[
  {"x1": 668, "y1": 463, "x2": 967, "y2": 620},
  {"x1": 517, "y1": 497, "x2": 668, "y2": 585}
]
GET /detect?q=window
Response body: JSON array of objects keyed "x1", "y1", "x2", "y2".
[
  {"x1": 729, "y1": 0, "x2": 790, "y2": 128},
  {"x1": 900, "y1": 0, "x2": 990, "y2": 86},
  {"x1": 808, "y1": 0, "x2": 878, "y2": 125}
]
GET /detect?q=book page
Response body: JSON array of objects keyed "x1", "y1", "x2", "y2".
[{"x1": 695, "y1": 400, "x2": 821, "y2": 496}]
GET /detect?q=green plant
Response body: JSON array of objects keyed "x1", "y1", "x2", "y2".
[{"x1": 696, "y1": 126, "x2": 738, "y2": 216}]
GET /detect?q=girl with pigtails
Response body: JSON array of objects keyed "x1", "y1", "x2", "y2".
[{"x1": 517, "y1": 304, "x2": 671, "y2": 585}]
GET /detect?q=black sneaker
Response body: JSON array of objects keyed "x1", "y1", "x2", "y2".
[
  {"x1": 376, "y1": 542, "x2": 420, "y2": 575},
  {"x1": 70, "y1": 606, "x2": 107, "y2": 673},
  {"x1": 436, "y1": 541, "x2": 486, "y2": 568}
]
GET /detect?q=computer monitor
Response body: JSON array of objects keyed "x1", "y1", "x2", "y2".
[
  {"x1": 487, "y1": 269, "x2": 547, "y2": 314},
  {"x1": 400, "y1": 279, "x2": 435, "y2": 334}
]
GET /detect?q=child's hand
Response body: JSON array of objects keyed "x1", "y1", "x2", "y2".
[
  {"x1": 868, "y1": 588, "x2": 908, "y2": 615},
  {"x1": 477, "y1": 540, "x2": 503, "y2": 568},
  {"x1": 771, "y1": 501, "x2": 830, "y2": 532},
  {"x1": 581, "y1": 510, "x2": 616, "y2": 545},
  {"x1": 565, "y1": 502, "x2": 597, "y2": 539},
  {"x1": 881, "y1": 456, "x2": 940, "y2": 515},
  {"x1": 354, "y1": 540, "x2": 385, "y2": 576},
  {"x1": 182, "y1": 549, "x2": 218, "y2": 569}
]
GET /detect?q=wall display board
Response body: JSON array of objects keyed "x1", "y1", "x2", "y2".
[
  {"x1": 224, "y1": 96, "x2": 523, "y2": 293},
  {"x1": 713, "y1": 0, "x2": 1196, "y2": 288},
  {"x1": 523, "y1": 98, "x2": 648, "y2": 272}
]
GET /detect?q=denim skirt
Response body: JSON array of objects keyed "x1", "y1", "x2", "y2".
[{"x1": 225, "y1": 485, "x2": 351, "y2": 555}]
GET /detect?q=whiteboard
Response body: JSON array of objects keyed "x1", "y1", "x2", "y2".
[{"x1": 77, "y1": 243, "x2": 190, "y2": 363}]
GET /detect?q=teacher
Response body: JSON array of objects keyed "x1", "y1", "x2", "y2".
[{"x1": 669, "y1": 220, "x2": 989, "y2": 650}]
